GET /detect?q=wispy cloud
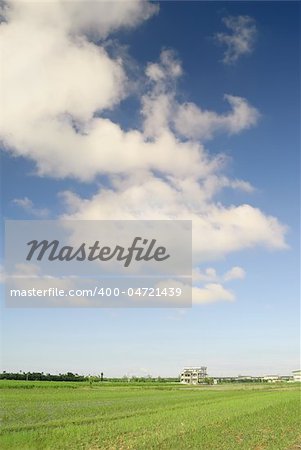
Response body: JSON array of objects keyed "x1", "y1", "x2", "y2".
[
  {"x1": 192, "y1": 283, "x2": 235, "y2": 305},
  {"x1": 193, "y1": 266, "x2": 246, "y2": 283},
  {"x1": 13, "y1": 197, "x2": 49, "y2": 218},
  {"x1": 215, "y1": 15, "x2": 257, "y2": 65},
  {"x1": 174, "y1": 94, "x2": 259, "y2": 140},
  {"x1": 223, "y1": 266, "x2": 246, "y2": 282}
]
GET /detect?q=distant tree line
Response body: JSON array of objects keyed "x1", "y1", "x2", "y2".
[
  {"x1": 0, "y1": 372, "x2": 180, "y2": 383},
  {"x1": 0, "y1": 371, "x2": 88, "y2": 382},
  {"x1": 115, "y1": 376, "x2": 180, "y2": 383}
]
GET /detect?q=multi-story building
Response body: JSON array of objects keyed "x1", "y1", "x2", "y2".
[{"x1": 180, "y1": 367, "x2": 207, "y2": 384}]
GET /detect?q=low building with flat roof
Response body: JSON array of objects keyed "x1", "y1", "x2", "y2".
[
  {"x1": 292, "y1": 370, "x2": 301, "y2": 382},
  {"x1": 263, "y1": 375, "x2": 280, "y2": 383}
]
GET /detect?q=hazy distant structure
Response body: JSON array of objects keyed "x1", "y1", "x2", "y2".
[
  {"x1": 292, "y1": 370, "x2": 301, "y2": 382},
  {"x1": 180, "y1": 367, "x2": 207, "y2": 384}
]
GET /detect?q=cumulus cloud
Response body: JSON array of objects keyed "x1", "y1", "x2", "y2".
[
  {"x1": 13, "y1": 197, "x2": 49, "y2": 218},
  {"x1": 1, "y1": 15, "x2": 259, "y2": 181},
  {"x1": 60, "y1": 175, "x2": 287, "y2": 263},
  {"x1": 192, "y1": 283, "x2": 234, "y2": 304},
  {"x1": 3, "y1": 0, "x2": 159, "y2": 40},
  {"x1": 143, "y1": 51, "x2": 259, "y2": 141},
  {"x1": 0, "y1": 3, "x2": 287, "y2": 305},
  {"x1": 0, "y1": 0, "x2": 162, "y2": 180},
  {"x1": 145, "y1": 49, "x2": 183, "y2": 83},
  {"x1": 155, "y1": 278, "x2": 234, "y2": 305},
  {"x1": 174, "y1": 94, "x2": 259, "y2": 140},
  {"x1": 193, "y1": 266, "x2": 246, "y2": 283},
  {"x1": 215, "y1": 15, "x2": 257, "y2": 64},
  {"x1": 223, "y1": 266, "x2": 246, "y2": 282},
  {"x1": 193, "y1": 267, "x2": 218, "y2": 283}
]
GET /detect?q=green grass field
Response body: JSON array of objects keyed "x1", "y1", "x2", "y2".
[{"x1": 0, "y1": 380, "x2": 300, "y2": 449}]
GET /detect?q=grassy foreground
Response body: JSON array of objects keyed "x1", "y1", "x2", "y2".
[{"x1": 0, "y1": 380, "x2": 300, "y2": 449}]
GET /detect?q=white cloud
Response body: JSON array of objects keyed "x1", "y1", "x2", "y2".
[
  {"x1": 60, "y1": 174, "x2": 287, "y2": 264},
  {"x1": 1, "y1": 7, "x2": 258, "y2": 181},
  {"x1": 145, "y1": 49, "x2": 182, "y2": 82},
  {"x1": 223, "y1": 266, "x2": 246, "y2": 282},
  {"x1": 13, "y1": 197, "x2": 49, "y2": 218},
  {"x1": 174, "y1": 94, "x2": 259, "y2": 140},
  {"x1": 143, "y1": 51, "x2": 259, "y2": 141},
  {"x1": 155, "y1": 278, "x2": 234, "y2": 305},
  {"x1": 192, "y1": 267, "x2": 218, "y2": 283},
  {"x1": 193, "y1": 266, "x2": 246, "y2": 283},
  {"x1": 0, "y1": 5, "x2": 288, "y2": 305},
  {"x1": 4, "y1": 0, "x2": 159, "y2": 40},
  {"x1": 0, "y1": 0, "x2": 162, "y2": 180},
  {"x1": 192, "y1": 283, "x2": 234, "y2": 304},
  {"x1": 215, "y1": 15, "x2": 257, "y2": 64}
]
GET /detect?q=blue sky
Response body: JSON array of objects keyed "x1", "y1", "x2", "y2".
[{"x1": 0, "y1": 1, "x2": 299, "y2": 377}]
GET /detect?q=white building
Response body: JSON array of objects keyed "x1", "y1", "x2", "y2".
[
  {"x1": 292, "y1": 370, "x2": 301, "y2": 382},
  {"x1": 263, "y1": 375, "x2": 280, "y2": 383},
  {"x1": 180, "y1": 367, "x2": 207, "y2": 384}
]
